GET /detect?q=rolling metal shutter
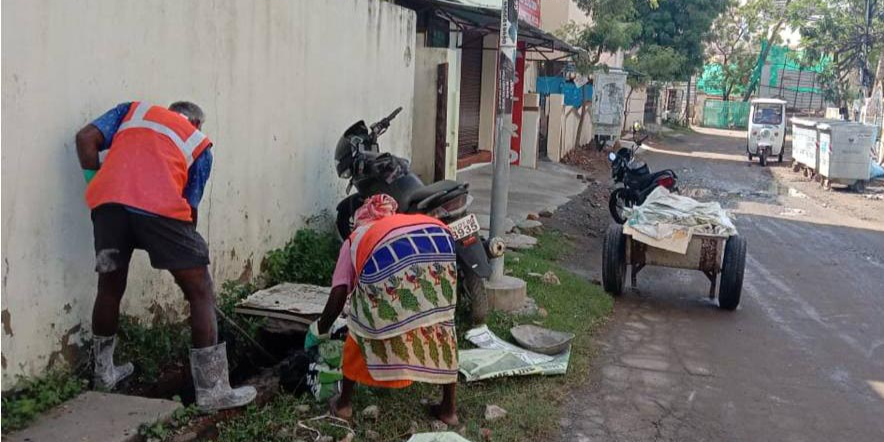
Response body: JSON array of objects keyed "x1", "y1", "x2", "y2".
[{"x1": 458, "y1": 35, "x2": 483, "y2": 156}]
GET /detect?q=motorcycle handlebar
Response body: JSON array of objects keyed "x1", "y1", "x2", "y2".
[{"x1": 370, "y1": 107, "x2": 403, "y2": 137}]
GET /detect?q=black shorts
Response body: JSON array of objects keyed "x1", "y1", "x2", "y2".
[{"x1": 91, "y1": 204, "x2": 210, "y2": 273}]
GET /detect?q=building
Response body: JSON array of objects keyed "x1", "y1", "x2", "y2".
[{"x1": 1, "y1": 0, "x2": 418, "y2": 388}]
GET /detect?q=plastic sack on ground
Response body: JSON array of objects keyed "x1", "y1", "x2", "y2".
[
  {"x1": 458, "y1": 325, "x2": 570, "y2": 382},
  {"x1": 407, "y1": 432, "x2": 474, "y2": 442}
]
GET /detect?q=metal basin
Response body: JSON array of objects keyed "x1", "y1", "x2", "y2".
[{"x1": 510, "y1": 324, "x2": 574, "y2": 355}]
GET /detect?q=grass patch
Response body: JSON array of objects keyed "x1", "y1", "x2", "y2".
[
  {"x1": 138, "y1": 403, "x2": 201, "y2": 440},
  {"x1": 215, "y1": 230, "x2": 613, "y2": 442},
  {"x1": 1, "y1": 370, "x2": 87, "y2": 433}
]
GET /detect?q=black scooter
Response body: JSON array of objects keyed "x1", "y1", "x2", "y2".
[
  {"x1": 333, "y1": 108, "x2": 504, "y2": 320},
  {"x1": 607, "y1": 133, "x2": 678, "y2": 224}
]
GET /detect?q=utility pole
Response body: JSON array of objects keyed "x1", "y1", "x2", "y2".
[
  {"x1": 489, "y1": 0, "x2": 519, "y2": 281},
  {"x1": 484, "y1": 0, "x2": 528, "y2": 313}
]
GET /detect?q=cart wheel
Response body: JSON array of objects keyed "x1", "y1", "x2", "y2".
[
  {"x1": 719, "y1": 235, "x2": 746, "y2": 311},
  {"x1": 602, "y1": 224, "x2": 627, "y2": 296}
]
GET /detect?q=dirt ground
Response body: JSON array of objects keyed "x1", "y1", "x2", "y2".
[{"x1": 546, "y1": 127, "x2": 884, "y2": 442}]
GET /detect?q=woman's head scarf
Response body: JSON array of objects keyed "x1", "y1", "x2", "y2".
[{"x1": 354, "y1": 194, "x2": 398, "y2": 227}]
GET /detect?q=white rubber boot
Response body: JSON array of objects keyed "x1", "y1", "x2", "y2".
[
  {"x1": 92, "y1": 335, "x2": 134, "y2": 390},
  {"x1": 190, "y1": 343, "x2": 257, "y2": 412}
]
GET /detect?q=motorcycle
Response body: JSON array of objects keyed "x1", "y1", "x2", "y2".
[
  {"x1": 333, "y1": 107, "x2": 504, "y2": 321},
  {"x1": 607, "y1": 132, "x2": 678, "y2": 224}
]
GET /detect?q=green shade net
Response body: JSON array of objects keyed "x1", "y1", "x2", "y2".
[
  {"x1": 702, "y1": 100, "x2": 751, "y2": 129},
  {"x1": 697, "y1": 42, "x2": 831, "y2": 98}
]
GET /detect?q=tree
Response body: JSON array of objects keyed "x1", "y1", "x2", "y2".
[
  {"x1": 556, "y1": 0, "x2": 645, "y2": 148},
  {"x1": 738, "y1": 0, "x2": 798, "y2": 100},
  {"x1": 788, "y1": 0, "x2": 884, "y2": 107},
  {"x1": 634, "y1": 0, "x2": 729, "y2": 81},
  {"x1": 706, "y1": 0, "x2": 778, "y2": 101},
  {"x1": 621, "y1": 46, "x2": 687, "y2": 127}
]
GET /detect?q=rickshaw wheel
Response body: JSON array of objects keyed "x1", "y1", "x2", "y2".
[
  {"x1": 759, "y1": 154, "x2": 767, "y2": 167},
  {"x1": 719, "y1": 235, "x2": 746, "y2": 311},
  {"x1": 602, "y1": 224, "x2": 627, "y2": 296},
  {"x1": 778, "y1": 153, "x2": 784, "y2": 163}
]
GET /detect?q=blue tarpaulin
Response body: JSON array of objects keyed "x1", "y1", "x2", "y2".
[{"x1": 536, "y1": 76, "x2": 591, "y2": 107}]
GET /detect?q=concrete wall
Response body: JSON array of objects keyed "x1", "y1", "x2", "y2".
[
  {"x1": 411, "y1": 41, "x2": 459, "y2": 182},
  {"x1": 1, "y1": 0, "x2": 416, "y2": 387},
  {"x1": 623, "y1": 85, "x2": 648, "y2": 132},
  {"x1": 542, "y1": 0, "x2": 591, "y2": 31}
]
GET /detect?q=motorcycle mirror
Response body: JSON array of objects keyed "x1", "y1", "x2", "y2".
[{"x1": 608, "y1": 152, "x2": 617, "y2": 162}]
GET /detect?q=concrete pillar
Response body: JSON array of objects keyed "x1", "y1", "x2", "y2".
[
  {"x1": 547, "y1": 94, "x2": 565, "y2": 161},
  {"x1": 520, "y1": 93, "x2": 540, "y2": 168}
]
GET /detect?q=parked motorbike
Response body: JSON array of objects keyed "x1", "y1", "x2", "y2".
[
  {"x1": 607, "y1": 132, "x2": 679, "y2": 224},
  {"x1": 333, "y1": 107, "x2": 504, "y2": 321}
]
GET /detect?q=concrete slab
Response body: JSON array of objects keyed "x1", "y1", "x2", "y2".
[
  {"x1": 6, "y1": 391, "x2": 181, "y2": 442},
  {"x1": 459, "y1": 161, "x2": 587, "y2": 223}
]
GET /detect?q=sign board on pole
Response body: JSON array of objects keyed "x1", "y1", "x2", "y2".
[
  {"x1": 518, "y1": 0, "x2": 541, "y2": 28},
  {"x1": 591, "y1": 70, "x2": 628, "y2": 136}
]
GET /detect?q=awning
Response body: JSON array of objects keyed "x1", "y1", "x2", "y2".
[{"x1": 397, "y1": 0, "x2": 580, "y2": 59}]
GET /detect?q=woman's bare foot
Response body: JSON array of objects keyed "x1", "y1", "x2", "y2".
[
  {"x1": 429, "y1": 403, "x2": 459, "y2": 426},
  {"x1": 329, "y1": 395, "x2": 353, "y2": 421}
]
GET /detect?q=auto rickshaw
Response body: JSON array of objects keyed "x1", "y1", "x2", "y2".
[{"x1": 746, "y1": 98, "x2": 787, "y2": 166}]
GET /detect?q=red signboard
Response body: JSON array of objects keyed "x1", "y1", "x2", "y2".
[
  {"x1": 510, "y1": 44, "x2": 526, "y2": 165},
  {"x1": 518, "y1": 0, "x2": 541, "y2": 28}
]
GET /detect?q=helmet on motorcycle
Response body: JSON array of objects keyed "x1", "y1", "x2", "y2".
[{"x1": 335, "y1": 121, "x2": 371, "y2": 178}]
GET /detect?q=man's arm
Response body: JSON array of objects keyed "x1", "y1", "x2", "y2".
[
  {"x1": 184, "y1": 148, "x2": 213, "y2": 227},
  {"x1": 75, "y1": 124, "x2": 104, "y2": 170}
]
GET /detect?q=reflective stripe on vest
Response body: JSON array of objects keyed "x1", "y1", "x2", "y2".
[{"x1": 117, "y1": 102, "x2": 207, "y2": 167}]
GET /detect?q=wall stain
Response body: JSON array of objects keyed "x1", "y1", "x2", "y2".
[
  {"x1": 237, "y1": 258, "x2": 253, "y2": 283},
  {"x1": 46, "y1": 324, "x2": 83, "y2": 370},
  {"x1": 2, "y1": 309, "x2": 13, "y2": 336}
]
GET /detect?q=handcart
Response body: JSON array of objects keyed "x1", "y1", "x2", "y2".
[{"x1": 602, "y1": 224, "x2": 746, "y2": 310}]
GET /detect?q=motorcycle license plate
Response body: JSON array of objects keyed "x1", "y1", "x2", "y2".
[{"x1": 448, "y1": 214, "x2": 480, "y2": 240}]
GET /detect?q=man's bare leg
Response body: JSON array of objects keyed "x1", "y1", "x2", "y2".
[
  {"x1": 170, "y1": 266, "x2": 217, "y2": 348},
  {"x1": 331, "y1": 377, "x2": 356, "y2": 420},
  {"x1": 92, "y1": 268, "x2": 128, "y2": 336},
  {"x1": 431, "y1": 383, "x2": 459, "y2": 426}
]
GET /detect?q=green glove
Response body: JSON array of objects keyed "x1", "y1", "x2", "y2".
[
  {"x1": 83, "y1": 169, "x2": 98, "y2": 184},
  {"x1": 305, "y1": 321, "x2": 329, "y2": 350}
]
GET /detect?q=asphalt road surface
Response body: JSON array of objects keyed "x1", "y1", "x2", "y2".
[{"x1": 557, "y1": 127, "x2": 884, "y2": 442}]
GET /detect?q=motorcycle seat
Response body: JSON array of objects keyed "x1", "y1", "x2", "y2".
[
  {"x1": 403, "y1": 180, "x2": 466, "y2": 208},
  {"x1": 627, "y1": 170, "x2": 674, "y2": 189}
]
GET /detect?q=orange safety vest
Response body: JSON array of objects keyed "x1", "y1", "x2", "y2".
[
  {"x1": 349, "y1": 214, "x2": 449, "y2": 276},
  {"x1": 85, "y1": 102, "x2": 212, "y2": 221}
]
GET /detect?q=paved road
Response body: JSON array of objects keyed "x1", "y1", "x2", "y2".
[{"x1": 558, "y1": 128, "x2": 884, "y2": 442}]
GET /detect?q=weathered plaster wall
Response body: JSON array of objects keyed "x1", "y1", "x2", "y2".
[{"x1": 1, "y1": 0, "x2": 416, "y2": 387}]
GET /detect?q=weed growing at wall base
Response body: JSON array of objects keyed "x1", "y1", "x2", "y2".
[
  {"x1": 262, "y1": 228, "x2": 341, "y2": 286},
  {"x1": 116, "y1": 316, "x2": 191, "y2": 385},
  {"x1": 1, "y1": 371, "x2": 87, "y2": 433}
]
